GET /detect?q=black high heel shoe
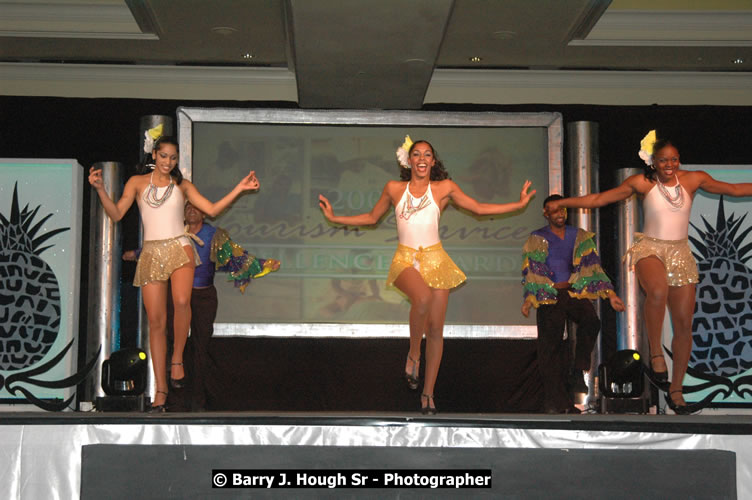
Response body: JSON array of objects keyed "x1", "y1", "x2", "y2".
[
  {"x1": 404, "y1": 355, "x2": 420, "y2": 391},
  {"x1": 148, "y1": 390, "x2": 168, "y2": 413},
  {"x1": 170, "y1": 362, "x2": 185, "y2": 389},
  {"x1": 644, "y1": 354, "x2": 669, "y2": 391},
  {"x1": 666, "y1": 389, "x2": 692, "y2": 415},
  {"x1": 421, "y1": 393, "x2": 437, "y2": 415}
]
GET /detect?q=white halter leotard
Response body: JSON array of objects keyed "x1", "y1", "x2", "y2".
[
  {"x1": 395, "y1": 182, "x2": 441, "y2": 249},
  {"x1": 642, "y1": 176, "x2": 692, "y2": 240},
  {"x1": 136, "y1": 173, "x2": 188, "y2": 244}
]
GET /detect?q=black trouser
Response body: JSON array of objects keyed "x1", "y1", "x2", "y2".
[
  {"x1": 535, "y1": 290, "x2": 600, "y2": 412},
  {"x1": 186, "y1": 285, "x2": 218, "y2": 411}
]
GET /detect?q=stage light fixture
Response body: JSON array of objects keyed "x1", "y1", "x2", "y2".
[
  {"x1": 101, "y1": 348, "x2": 148, "y2": 396},
  {"x1": 598, "y1": 349, "x2": 643, "y2": 398}
]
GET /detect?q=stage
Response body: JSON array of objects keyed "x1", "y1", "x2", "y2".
[{"x1": 2, "y1": 410, "x2": 748, "y2": 499}]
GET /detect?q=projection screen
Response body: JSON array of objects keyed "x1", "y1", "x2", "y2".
[{"x1": 177, "y1": 109, "x2": 562, "y2": 338}]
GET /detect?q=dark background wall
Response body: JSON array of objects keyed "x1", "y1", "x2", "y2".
[
  {"x1": 2, "y1": 96, "x2": 750, "y2": 410},
  {"x1": 4, "y1": 97, "x2": 751, "y2": 176}
]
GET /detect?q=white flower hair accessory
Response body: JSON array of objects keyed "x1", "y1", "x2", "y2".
[
  {"x1": 143, "y1": 124, "x2": 164, "y2": 154},
  {"x1": 638, "y1": 129, "x2": 657, "y2": 166},
  {"x1": 395, "y1": 135, "x2": 413, "y2": 169}
]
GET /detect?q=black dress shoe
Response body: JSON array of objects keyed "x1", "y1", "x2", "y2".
[
  {"x1": 148, "y1": 391, "x2": 168, "y2": 413},
  {"x1": 404, "y1": 355, "x2": 420, "y2": 391},
  {"x1": 170, "y1": 362, "x2": 185, "y2": 389},
  {"x1": 421, "y1": 394, "x2": 437, "y2": 415},
  {"x1": 666, "y1": 390, "x2": 694, "y2": 415},
  {"x1": 645, "y1": 354, "x2": 669, "y2": 391}
]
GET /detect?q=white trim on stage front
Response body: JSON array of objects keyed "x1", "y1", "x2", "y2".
[
  {"x1": 211, "y1": 323, "x2": 538, "y2": 339},
  {"x1": 1, "y1": 415, "x2": 750, "y2": 499}
]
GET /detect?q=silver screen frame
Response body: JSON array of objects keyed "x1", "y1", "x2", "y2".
[{"x1": 177, "y1": 108, "x2": 562, "y2": 339}]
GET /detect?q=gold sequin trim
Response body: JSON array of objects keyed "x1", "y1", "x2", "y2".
[
  {"x1": 133, "y1": 236, "x2": 194, "y2": 287},
  {"x1": 386, "y1": 242, "x2": 466, "y2": 290},
  {"x1": 624, "y1": 233, "x2": 698, "y2": 286}
]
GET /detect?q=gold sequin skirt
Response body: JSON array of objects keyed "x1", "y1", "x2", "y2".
[
  {"x1": 386, "y1": 242, "x2": 466, "y2": 290},
  {"x1": 623, "y1": 233, "x2": 698, "y2": 287},
  {"x1": 133, "y1": 236, "x2": 193, "y2": 287}
]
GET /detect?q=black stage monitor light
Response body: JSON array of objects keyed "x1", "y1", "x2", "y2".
[
  {"x1": 101, "y1": 348, "x2": 148, "y2": 396},
  {"x1": 599, "y1": 349, "x2": 644, "y2": 398}
]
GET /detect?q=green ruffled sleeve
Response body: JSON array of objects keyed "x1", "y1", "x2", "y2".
[
  {"x1": 210, "y1": 228, "x2": 280, "y2": 293},
  {"x1": 568, "y1": 228, "x2": 614, "y2": 300},
  {"x1": 522, "y1": 234, "x2": 557, "y2": 307}
]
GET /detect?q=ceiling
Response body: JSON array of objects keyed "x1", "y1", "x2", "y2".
[{"x1": 1, "y1": 0, "x2": 751, "y2": 108}]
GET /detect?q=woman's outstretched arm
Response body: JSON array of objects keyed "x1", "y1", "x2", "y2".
[
  {"x1": 550, "y1": 176, "x2": 639, "y2": 210},
  {"x1": 448, "y1": 180, "x2": 536, "y2": 215},
  {"x1": 88, "y1": 166, "x2": 138, "y2": 221},
  {"x1": 693, "y1": 170, "x2": 752, "y2": 197},
  {"x1": 319, "y1": 183, "x2": 393, "y2": 226},
  {"x1": 182, "y1": 170, "x2": 259, "y2": 217}
]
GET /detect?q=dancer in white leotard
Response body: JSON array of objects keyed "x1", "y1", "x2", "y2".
[
  {"x1": 386, "y1": 182, "x2": 465, "y2": 290},
  {"x1": 319, "y1": 138, "x2": 535, "y2": 414},
  {"x1": 89, "y1": 135, "x2": 260, "y2": 412},
  {"x1": 549, "y1": 133, "x2": 752, "y2": 414}
]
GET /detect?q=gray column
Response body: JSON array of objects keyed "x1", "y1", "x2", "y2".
[
  {"x1": 137, "y1": 115, "x2": 174, "y2": 401},
  {"x1": 83, "y1": 162, "x2": 123, "y2": 402},
  {"x1": 616, "y1": 168, "x2": 643, "y2": 352},
  {"x1": 566, "y1": 121, "x2": 599, "y2": 409}
]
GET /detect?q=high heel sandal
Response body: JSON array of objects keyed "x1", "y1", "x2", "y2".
[
  {"x1": 404, "y1": 355, "x2": 420, "y2": 391},
  {"x1": 170, "y1": 362, "x2": 185, "y2": 389},
  {"x1": 644, "y1": 354, "x2": 669, "y2": 391},
  {"x1": 148, "y1": 390, "x2": 168, "y2": 413},
  {"x1": 421, "y1": 393, "x2": 437, "y2": 415},
  {"x1": 666, "y1": 389, "x2": 692, "y2": 415}
]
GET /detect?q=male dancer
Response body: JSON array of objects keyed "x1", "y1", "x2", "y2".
[{"x1": 521, "y1": 194, "x2": 624, "y2": 413}]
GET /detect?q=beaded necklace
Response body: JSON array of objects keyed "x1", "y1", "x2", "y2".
[
  {"x1": 656, "y1": 175, "x2": 684, "y2": 210},
  {"x1": 399, "y1": 184, "x2": 431, "y2": 220},
  {"x1": 143, "y1": 171, "x2": 175, "y2": 208}
]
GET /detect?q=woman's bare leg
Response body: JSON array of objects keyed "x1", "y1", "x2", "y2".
[
  {"x1": 422, "y1": 288, "x2": 449, "y2": 411},
  {"x1": 635, "y1": 257, "x2": 670, "y2": 375},
  {"x1": 394, "y1": 268, "x2": 432, "y2": 386},
  {"x1": 666, "y1": 283, "x2": 697, "y2": 405},
  {"x1": 142, "y1": 281, "x2": 169, "y2": 406},
  {"x1": 168, "y1": 245, "x2": 195, "y2": 382}
]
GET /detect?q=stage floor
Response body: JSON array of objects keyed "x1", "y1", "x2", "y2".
[
  {"x1": 3, "y1": 409, "x2": 752, "y2": 433},
  {"x1": 2, "y1": 410, "x2": 750, "y2": 499}
]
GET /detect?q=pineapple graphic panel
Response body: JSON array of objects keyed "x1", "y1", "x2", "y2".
[
  {"x1": 689, "y1": 196, "x2": 752, "y2": 377},
  {"x1": 0, "y1": 183, "x2": 69, "y2": 371}
]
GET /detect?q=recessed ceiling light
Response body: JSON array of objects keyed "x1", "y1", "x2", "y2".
[
  {"x1": 733, "y1": 58, "x2": 744, "y2": 64},
  {"x1": 469, "y1": 56, "x2": 482, "y2": 63},
  {"x1": 242, "y1": 53, "x2": 255, "y2": 60},
  {"x1": 211, "y1": 26, "x2": 238, "y2": 36},
  {"x1": 492, "y1": 30, "x2": 516, "y2": 40}
]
